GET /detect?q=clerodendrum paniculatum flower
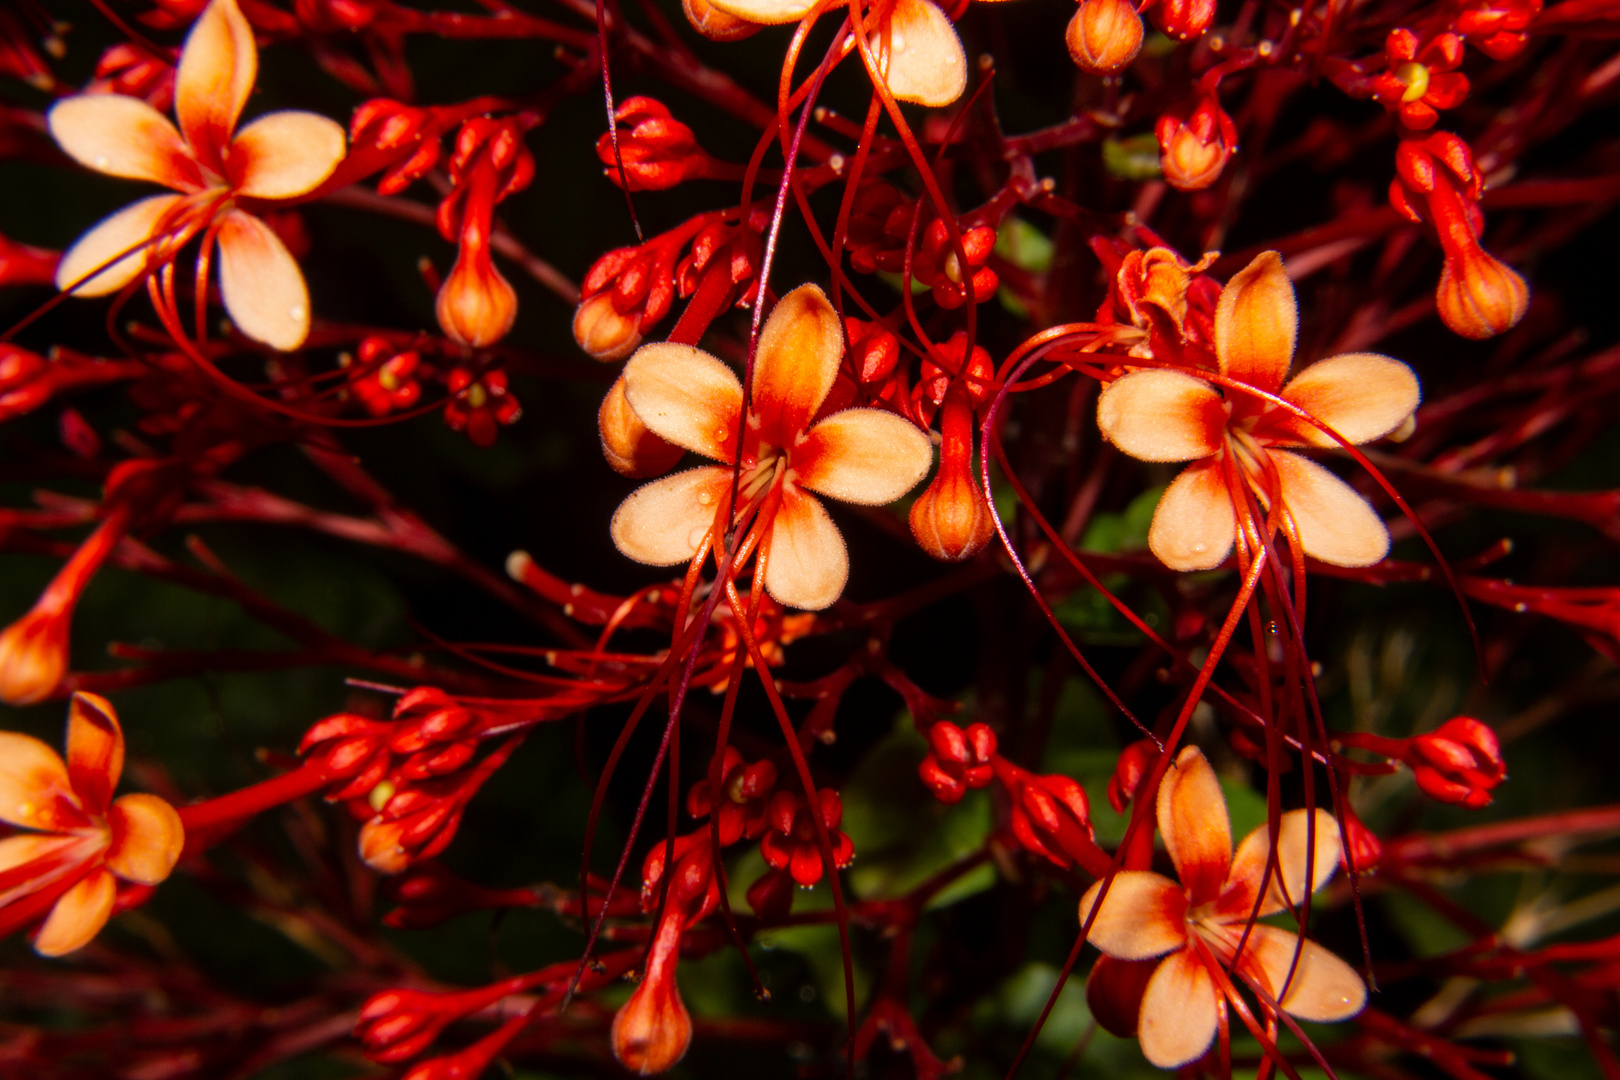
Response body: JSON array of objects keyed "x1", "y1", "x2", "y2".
[
  {"x1": 0, "y1": 693, "x2": 184, "y2": 956},
  {"x1": 1079, "y1": 746, "x2": 1365, "y2": 1068},
  {"x1": 609, "y1": 283, "x2": 933, "y2": 611},
  {"x1": 48, "y1": 0, "x2": 345, "y2": 350},
  {"x1": 1097, "y1": 251, "x2": 1420, "y2": 572}
]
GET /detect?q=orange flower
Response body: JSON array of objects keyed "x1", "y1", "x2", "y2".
[
  {"x1": 1096, "y1": 251, "x2": 1420, "y2": 571},
  {"x1": 0, "y1": 693, "x2": 184, "y2": 956},
  {"x1": 610, "y1": 284, "x2": 932, "y2": 611},
  {"x1": 48, "y1": 0, "x2": 345, "y2": 350},
  {"x1": 1079, "y1": 746, "x2": 1365, "y2": 1068}
]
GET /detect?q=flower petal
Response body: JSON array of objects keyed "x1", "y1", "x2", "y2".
[
  {"x1": 0, "y1": 731, "x2": 82, "y2": 832},
  {"x1": 1147, "y1": 457, "x2": 1236, "y2": 572},
  {"x1": 175, "y1": 0, "x2": 257, "y2": 168},
  {"x1": 705, "y1": 0, "x2": 816, "y2": 21},
  {"x1": 1138, "y1": 946, "x2": 1219, "y2": 1068},
  {"x1": 1157, "y1": 746, "x2": 1231, "y2": 906},
  {"x1": 1086, "y1": 956, "x2": 1160, "y2": 1038},
  {"x1": 751, "y1": 284, "x2": 844, "y2": 446},
  {"x1": 1077, "y1": 871, "x2": 1187, "y2": 960},
  {"x1": 55, "y1": 194, "x2": 183, "y2": 297},
  {"x1": 763, "y1": 488, "x2": 848, "y2": 611},
  {"x1": 795, "y1": 408, "x2": 932, "y2": 506},
  {"x1": 230, "y1": 111, "x2": 347, "y2": 199},
  {"x1": 622, "y1": 343, "x2": 744, "y2": 460},
  {"x1": 874, "y1": 0, "x2": 967, "y2": 107},
  {"x1": 0, "y1": 835, "x2": 80, "y2": 899},
  {"x1": 104, "y1": 793, "x2": 185, "y2": 886},
  {"x1": 48, "y1": 95, "x2": 198, "y2": 189},
  {"x1": 1271, "y1": 450, "x2": 1389, "y2": 567},
  {"x1": 33, "y1": 867, "x2": 116, "y2": 957},
  {"x1": 1272, "y1": 353, "x2": 1420, "y2": 448},
  {"x1": 1097, "y1": 370, "x2": 1225, "y2": 462},
  {"x1": 65, "y1": 692, "x2": 123, "y2": 819},
  {"x1": 1237, "y1": 925, "x2": 1366, "y2": 1023},
  {"x1": 215, "y1": 209, "x2": 311, "y2": 350},
  {"x1": 1216, "y1": 251, "x2": 1296, "y2": 395},
  {"x1": 1220, "y1": 808, "x2": 1341, "y2": 921},
  {"x1": 611, "y1": 466, "x2": 729, "y2": 566}
]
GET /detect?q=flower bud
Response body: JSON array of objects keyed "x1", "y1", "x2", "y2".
[
  {"x1": 1066, "y1": 0, "x2": 1144, "y2": 76},
  {"x1": 1106, "y1": 738, "x2": 1159, "y2": 813},
  {"x1": 910, "y1": 461, "x2": 995, "y2": 563},
  {"x1": 598, "y1": 98, "x2": 713, "y2": 191},
  {"x1": 612, "y1": 908, "x2": 693, "y2": 1074},
  {"x1": 1157, "y1": 96, "x2": 1236, "y2": 191},
  {"x1": 746, "y1": 865, "x2": 795, "y2": 920},
  {"x1": 0, "y1": 605, "x2": 70, "y2": 705},
  {"x1": 600, "y1": 375, "x2": 684, "y2": 478},
  {"x1": 1338, "y1": 804, "x2": 1383, "y2": 873},
  {"x1": 682, "y1": 0, "x2": 760, "y2": 39},
  {"x1": 436, "y1": 243, "x2": 517, "y2": 347},
  {"x1": 1150, "y1": 0, "x2": 1214, "y2": 39},
  {"x1": 1408, "y1": 716, "x2": 1505, "y2": 808},
  {"x1": 1436, "y1": 245, "x2": 1528, "y2": 340},
  {"x1": 1086, "y1": 955, "x2": 1157, "y2": 1037},
  {"x1": 574, "y1": 292, "x2": 644, "y2": 362}
]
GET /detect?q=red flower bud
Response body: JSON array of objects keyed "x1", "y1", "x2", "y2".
[
  {"x1": 911, "y1": 390, "x2": 995, "y2": 562},
  {"x1": 1150, "y1": 0, "x2": 1214, "y2": 40},
  {"x1": 1436, "y1": 244, "x2": 1529, "y2": 341},
  {"x1": 600, "y1": 374, "x2": 684, "y2": 478},
  {"x1": 1066, "y1": 0, "x2": 1144, "y2": 76},
  {"x1": 746, "y1": 866, "x2": 795, "y2": 920},
  {"x1": 1408, "y1": 717, "x2": 1504, "y2": 808},
  {"x1": 574, "y1": 292, "x2": 645, "y2": 362},
  {"x1": 0, "y1": 604, "x2": 70, "y2": 706},
  {"x1": 597, "y1": 97, "x2": 713, "y2": 191},
  {"x1": 760, "y1": 789, "x2": 856, "y2": 887},
  {"x1": 1157, "y1": 95, "x2": 1236, "y2": 191},
  {"x1": 1106, "y1": 738, "x2": 1159, "y2": 814}
]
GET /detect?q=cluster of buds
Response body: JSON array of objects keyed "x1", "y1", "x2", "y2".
[
  {"x1": 1391, "y1": 131, "x2": 1528, "y2": 338},
  {"x1": 1371, "y1": 30, "x2": 1468, "y2": 130},
  {"x1": 342, "y1": 337, "x2": 425, "y2": 417},
  {"x1": 348, "y1": 99, "x2": 445, "y2": 196},
  {"x1": 1094, "y1": 242, "x2": 1219, "y2": 361},
  {"x1": 1157, "y1": 94, "x2": 1237, "y2": 191},
  {"x1": 597, "y1": 97, "x2": 716, "y2": 191},
  {"x1": 760, "y1": 788, "x2": 856, "y2": 889},
  {"x1": 687, "y1": 748, "x2": 777, "y2": 844},
  {"x1": 918, "y1": 722, "x2": 998, "y2": 803},
  {"x1": 85, "y1": 44, "x2": 174, "y2": 110},
  {"x1": 909, "y1": 341, "x2": 997, "y2": 562},
  {"x1": 845, "y1": 183, "x2": 999, "y2": 308},
  {"x1": 357, "y1": 984, "x2": 512, "y2": 1065},
  {"x1": 985, "y1": 756, "x2": 1110, "y2": 875},
  {"x1": 1066, "y1": 0, "x2": 1144, "y2": 76},
  {"x1": 1339, "y1": 716, "x2": 1506, "y2": 808},
  {"x1": 443, "y1": 365, "x2": 520, "y2": 447},
  {"x1": 435, "y1": 117, "x2": 534, "y2": 347},
  {"x1": 1450, "y1": 0, "x2": 1541, "y2": 59}
]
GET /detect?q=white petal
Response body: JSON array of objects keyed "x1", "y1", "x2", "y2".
[
  {"x1": 1270, "y1": 450, "x2": 1389, "y2": 567},
  {"x1": 175, "y1": 0, "x2": 257, "y2": 164},
  {"x1": 1239, "y1": 925, "x2": 1366, "y2": 1023},
  {"x1": 56, "y1": 195, "x2": 183, "y2": 297},
  {"x1": 48, "y1": 95, "x2": 196, "y2": 189},
  {"x1": 1097, "y1": 369, "x2": 1225, "y2": 463},
  {"x1": 1138, "y1": 947, "x2": 1219, "y2": 1068},
  {"x1": 230, "y1": 111, "x2": 346, "y2": 199},
  {"x1": 874, "y1": 0, "x2": 967, "y2": 107},
  {"x1": 1077, "y1": 872, "x2": 1188, "y2": 960},
  {"x1": 611, "y1": 466, "x2": 729, "y2": 566},
  {"x1": 622, "y1": 343, "x2": 744, "y2": 461},
  {"x1": 763, "y1": 489, "x2": 849, "y2": 611},
  {"x1": 795, "y1": 408, "x2": 932, "y2": 506},
  {"x1": 215, "y1": 210, "x2": 311, "y2": 350},
  {"x1": 1147, "y1": 457, "x2": 1236, "y2": 572}
]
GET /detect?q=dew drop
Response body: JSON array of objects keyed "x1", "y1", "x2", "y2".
[
  {"x1": 93, "y1": 155, "x2": 110, "y2": 169},
  {"x1": 698, "y1": 490, "x2": 714, "y2": 506},
  {"x1": 289, "y1": 304, "x2": 306, "y2": 320}
]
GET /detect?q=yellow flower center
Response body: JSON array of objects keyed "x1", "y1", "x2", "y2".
[{"x1": 1395, "y1": 60, "x2": 1430, "y2": 103}]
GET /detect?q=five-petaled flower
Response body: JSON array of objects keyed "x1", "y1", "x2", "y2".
[
  {"x1": 0, "y1": 693, "x2": 185, "y2": 956},
  {"x1": 1079, "y1": 746, "x2": 1365, "y2": 1068},
  {"x1": 48, "y1": 0, "x2": 345, "y2": 350},
  {"x1": 609, "y1": 283, "x2": 932, "y2": 611},
  {"x1": 1096, "y1": 251, "x2": 1420, "y2": 571}
]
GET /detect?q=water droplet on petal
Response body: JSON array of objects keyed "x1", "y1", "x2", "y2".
[{"x1": 289, "y1": 304, "x2": 306, "y2": 320}]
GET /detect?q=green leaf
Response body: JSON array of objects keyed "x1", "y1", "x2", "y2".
[{"x1": 1103, "y1": 133, "x2": 1164, "y2": 182}]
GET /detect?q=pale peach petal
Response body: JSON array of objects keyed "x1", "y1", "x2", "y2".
[
  {"x1": 1270, "y1": 450, "x2": 1389, "y2": 567},
  {"x1": 48, "y1": 95, "x2": 198, "y2": 189},
  {"x1": 33, "y1": 867, "x2": 116, "y2": 957},
  {"x1": 0, "y1": 835, "x2": 82, "y2": 905},
  {"x1": 1077, "y1": 871, "x2": 1187, "y2": 960},
  {"x1": 1216, "y1": 251, "x2": 1296, "y2": 395},
  {"x1": 0, "y1": 731, "x2": 81, "y2": 832},
  {"x1": 622, "y1": 343, "x2": 744, "y2": 461},
  {"x1": 215, "y1": 209, "x2": 310, "y2": 350},
  {"x1": 229, "y1": 111, "x2": 346, "y2": 199},
  {"x1": 751, "y1": 284, "x2": 844, "y2": 446},
  {"x1": 1237, "y1": 925, "x2": 1366, "y2": 1022},
  {"x1": 762, "y1": 488, "x2": 848, "y2": 611},
  {"x1": 1218, "y1": 808, "x2": 1340, "y2": 921},
  {"x1": 873, "y1": 0, "x2": 967, "y2": 107},
  {"x1": 104, "y1": 793, "x2": 184, "y2": 886},
  {"x1": 1147, "y1": 457, "x2": 1236, "y2": 572},
  {"x1": 65, "y1": 692, "x2": 123, "y2": 818},
  {"x1": 1273, "y1": 353, "x2": 1420, "y2": 448},
  {"x1": 704, "y1": 0, "x2": 816, "y2": 23},
  {"x1": 175, "y1": 0, "x2": 257, "y2": 167},
  {"x1": 1157, "y1": 746, "x2": 1231, "y2": 906},
  {"x1": 611, "y1": 466, "x2": 730, "y2": 566},
  {"x1": 1096, "y1": 370, "x2": 1225, "y2": 462},
  {"x1": 795, "y1": 408, "x2": 932, "y2": 506},
  {"x1": 1138, "y1": 946, "x2": 1219, "y2": 1068},
  {"x1": 55, "y1": 194, "x2": 183, "y2": 297}
]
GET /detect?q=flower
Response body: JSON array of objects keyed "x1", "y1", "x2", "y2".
[
  {"x1": 48, "y1": 0, "x2": 345, "y2": 350},
  {"x1": 761, "y1": 788, "x2": 855, "y2": 887},
  {"x1": 1079, "y1": 746, "x2": 1365, "y2": 1068},
  {"x1": 1371, "y1": 30, "x2": 1468, "y2": 131},
  {"x1": 1096, "y1": 251, "x2": 1420, "y2": 571},
  {"x1": 1157, "y1": 95, "x2": 1237, "y2": 191},
  {"x1": 0, "y1": 693, "x2": 185, "y2": 956},
  {"x1": 609, "y1": 283, "x2": 932, "y2": 611}
]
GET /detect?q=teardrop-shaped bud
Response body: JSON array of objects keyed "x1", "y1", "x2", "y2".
[
  {"x1": 1435, "y1": 245, "x2": 1528, "y2": 340},
  {"x1": 0, "y1": 605, "x2": 70, "y2": 705},
  {"x1": 1066, "y1": 0, "x2": 1144, "y2": 75},
  {"x1": 600, "y1": 375, "x2": 685, "y2": 478},
  {"x1": 436, "y1": 243, "x2": 517, "y2": 347}
]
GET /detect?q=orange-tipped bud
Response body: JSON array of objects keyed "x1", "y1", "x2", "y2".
[
  {"x1": 600, "y1": 375, "x2": 684, "y2": 478},
  {"x1": 910, "y1": 464, "x2": 995, "y2": 562},
  {"x1": 682, "y1": 0, "x2": 760, "y2": 39},
  {"x1": 0, "y1": 604, "x2": 70, "y2": 705},
  {"x1": 1066, "y1": 0, "x2": 1143, "y2": 75},
  {"x1": 1436, "y1": 245, "x2": 1528, "y2": 340},
  {"x1": 1156, "y1": 96, "x2": 1236, "y2": 192},
  {"x1": 573, "y1": 292, "x2": 643, "y2": 362},
  {"x1": 436, "y1": 244, "x2": 517, "y2": 347},
  {"x1": 611, "y1": 910, "x2": 693, "y2": 1075}
]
